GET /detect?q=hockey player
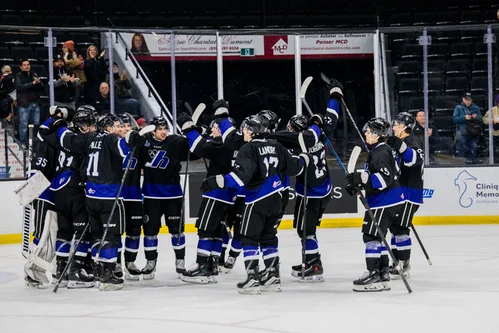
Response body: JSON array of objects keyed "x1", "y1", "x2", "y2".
[
  {"x1": 201, "y1": 114, "x2": 308, "y2": 294},
  {"x1": 40, "y1": 108, "x2": 97, "y2": 289},
  {"x1": 386, "y1": 112, "x2": 424, "y2": 279},
  {"x1": 43, "y1": 113, "x2": 147, "y2": 290},
  {"x1": 346, "y1": 117, "x2": 404, "y2": 292},
  {"x1": 271, "y1": 114, "x2": 330, "y2": 281},
  {"x1": 138, "y1": 116, "x2": 192, "y2": 279},
  {"x1": 177, "y1": 111, "x2": 237, "y2": 283}
]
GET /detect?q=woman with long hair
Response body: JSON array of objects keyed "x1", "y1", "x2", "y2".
[
  {"x1": 130, "y1": 33, "x2": 150, "y2": 55},
  {"x1": 83, "y1": 45, "x2": 107, "y2": 104}
]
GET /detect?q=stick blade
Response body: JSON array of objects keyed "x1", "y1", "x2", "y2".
[
  {"x1": 192, "y1": 103, "x2": 206, "y2": 125},
  {"x1": 299, "y1": 77, "x2": 313, "y2": 99},
  {"x1": 320, "y1": 72, "x2": 331, "y2": 85},
  {"x1": 139, "y1": 124, "x2": 156, "y2": 136},
  {"x1": 347, "y1": 146, "x2": 362, "y2": 173}
]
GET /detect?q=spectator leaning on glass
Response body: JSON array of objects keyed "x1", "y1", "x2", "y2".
[
  {"x1": 84, "y1": 45, "x2": 107, "y2": 104},
  {"x1": 106, "y1": 62, "x2": 141, "y2": 118},
  {"x1": 14, "y1": 59, "x2": 44, "y2": 146},
  {"x1": 483, "y1": 95, "x2": 499, "y2": 164},
  {"x1": 53, "y1": 54, "x2": 79, "y2": 111},
  {"x1": 94, "y1": 82, "x2": 111, "y2": 115},
  {"x1": 0, "y1": 65, "x2": 15, "y2": 126},
  {"x1": 453, "y1": 92, "x2": 483, "y2": 164}
]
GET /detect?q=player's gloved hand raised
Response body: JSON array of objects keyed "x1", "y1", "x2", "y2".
[
  {"x1": 345, "y1": 182, "x2": 358, "y2": 196},
  {"x1": 386, "y1": 136, "x2": 407, "y2": 154},
  {"x1": 328, "y1": 79, "x2": 344, "y2": 99},
  {"x1": 49, "y1": 105, "x2": 68, "y2": 119},
  {"x1": 310, "y1": 113, "x2": 325, "y2": 128},
  {"x1": 177, "y1": 112, "x2": 196, "y2": 134},
  {"x1": 197, "y1": 125, "x2": 209, "y2": 136},
  {"x1": 200, "y1": 174, "x2": 225, "y2": 193},
  {"x1": 212, "y1": 99, "x2": 229, "y2": 124},
  {"x1": 47, "y1": 116, "x2": 68, "y2": 131},
  {"x1": 125, "y1": 130, "x2": 146, "y2": 147},
  {"x1": 346, "y1": 171, "x2": 368, "y2": 186}
]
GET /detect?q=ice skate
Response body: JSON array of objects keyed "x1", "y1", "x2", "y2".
[
  {"x1": 141, "y1": 260, "x2": 157, "y2": 280},
  {"x1": 124, "y1": 262, "x2": 141, "y2": 281},
  {"x1": 291, "y1": 256, "x2": 324, "y2": 282},
  {"x1": 260, "y1": 267, "x2": 281, "y2": 292},
  {"x1": 99, "y1": 267, "x2": 124, "y2": 291},
  {"x1": 237, "y1": 270, "x2": 260, "y2": 295},
  {"x1": 24, "y1": 275, "x2": 44, "y2": 288},
  {"x1": 217, "y1": 255, "x2": 225, "y2": 273},
  {"x1": 222, "y1": 256, "x2": 237, "y2": 274},
  {"x1": 67, "y1": 266, "x2": 95, "y2": 289},
  {"x1": 380, "y1": 268, "x2": 391, "y2": 291},
  {"x1": 52, "y1": 259, "x2": 69, "y2": 288},
  {"x1": 389, "y1": 259, "x2": 411, "y2": 280},
  {"x1": 114, "y1": 263, "x2": 124, "y2": 279},
  {"x1": 181, "y1": 263, "x2": 211, "y2": 284},
  {"x1": 175, "y1": 259, "x2": 186, "y2": 277},
  {"x1": 353, "y1": 270, "x2": 383, "y2": 292},
  {"x1": 208, "y1": 256, "x2": 219, "y2": 283}
]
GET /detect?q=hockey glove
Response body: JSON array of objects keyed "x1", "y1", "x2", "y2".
[
  {"x1": 125, "y1": 130, "x2": 146, "y2": 147},
  {"x1": 346, "y1": 171, "x2": 368, "y2": 186},
  {"x1": 197, "y1": 125, "x2": 210, "y2": 136},
  {"x1": 386, "y1": 136, "x2": 407, "y2": 154},
  {"x1": 310, "y1": 113, "x2": 325, "y2": 128},
  {"x1": 345, "y1": 182, "x2": 358, "y2": 196},
  {"x1": 328, "y1": 79, "x2": 344, "y2": 99},
  {"x1": 298, "y1": 153, "x2": 311, "y2": 167},
  {"x1": 177, "y1": 112, "x2": 197, "y2": 134},
  {"x1": 200, "y1": 175, "x2": 225, "y2": 193},
  {"x1": 49, "y1": 105, "x2": 69, "y2": 119},
  {"x1": 48, "y1": 117, "x2": 68, "y2": 131}
]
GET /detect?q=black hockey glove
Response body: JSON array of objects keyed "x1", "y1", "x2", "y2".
[
  {"x1": 346, "y1": 171, "x2": 368, "y2": 186},
  {"x1": 48, "y1": 117, "x2": 68, "y2": 131},
  {"x1": 197, "y1": 125, "x2": 210, "y2": 136},
  {"x1": 125, "y1": 130, "x2": 146, "y2": 147},
  {"x1": 386, "y1": 136, "x2": 407, "y2": 154},
  {"x1": 177, "y1": 112, "x2": 197, "y2": 134},
  {"x1": 310, "y1": 113, "x2": 325, "y2": 128},
  {"x1": 345, "y1": 182, "x2": 358, "y2": 196},
  {"x1": 200, "y1": 174, "x2": 225, "y2": 193},
  {"x1": 328, "y1": 79, "x2": 344, "y2": 99}
]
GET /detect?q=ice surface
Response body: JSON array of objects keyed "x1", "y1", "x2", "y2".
[{"x1": 1, "y1": 225, "x2": 498, "y2": 333}]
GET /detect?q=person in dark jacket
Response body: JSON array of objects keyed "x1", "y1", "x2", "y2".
[
  {"x1": 453, "y1": 92, "x2": 483, "y2": 164},
  {"x1": 15, "y1": 59, "x2": 44, "y2": 144},
  {"x1": 106, "y1": 62, "x2": 141, "y2": 117},
  {"x1": 93, "y1": 82, "x2": 111, "y2": 115},
  {"x1": 83, "y1": 45, "x2": 107, "y2": 105},
  {"x1": 0, "y1": 65, "x2": 15, "y2": 124},
  {"x1": 53, "y1": 54, "x2": 79, "y2": 111}
]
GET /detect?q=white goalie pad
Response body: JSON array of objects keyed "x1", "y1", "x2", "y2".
[
  {"x1": 24, "y1": 210, "x2": 58, "y2": 284},
  {"x1": 14, "y1": 170, "x2": 51, "y2": 206}
]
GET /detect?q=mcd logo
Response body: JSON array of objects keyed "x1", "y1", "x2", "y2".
[{"x1": 272, "y1": 38, "x2": 288, "y2": 54}]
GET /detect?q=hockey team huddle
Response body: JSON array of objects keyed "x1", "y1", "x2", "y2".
[{"x1": 22, "y1": 77, "x2": 424, "y2": 294}]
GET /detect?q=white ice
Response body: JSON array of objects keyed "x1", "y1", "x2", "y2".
[{"x1": 0, "y1": 225, "x2": 498, "y2": 333}]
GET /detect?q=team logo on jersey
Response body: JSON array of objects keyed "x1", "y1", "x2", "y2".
[
  {"x1": 272, "y1": 180, "x2": 282, "y2": 188},
  {"x1": 143, "y1": 215, "x2": 150, "y2": 223},
  {"x1": 59, "y1": 177, "x2": 65, "y2": 184},
  {"x1": 148, "y1": 149, "x2": 158, "y2": 158},
  {"x1": 88, "y1": 188, "x2": 95, "y2": 194}
]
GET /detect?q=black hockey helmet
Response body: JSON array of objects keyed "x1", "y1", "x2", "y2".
[
  {"x1": 244, "y1": 115, "x2": 267, "y2": 137},
  {"x1": 96, "y1": 114, "x2": 121, "y2": 133},
  {"x1": 362, "y1": 117, "x2": 390, "y2": 138},
  {"x1": 116, "y1": 114, "x2": 131, "y2": 124},
  {"x1": 73, "y1": 109, "x2": 96, "y2": 132},
  {"x1": 213, "y1": 99, "x2": 229, "y2": 115},
  {"x1": 149, "y1": 116, "x2": 169, "y2": 130},
  {"x1": 287, "y1": 114, "x2": 309, "y2": 132},
  {"x1": 240, "y1": 116, "x2": 251, "y2": 133},
  {"x1": 257, "y1": 110, "x2": 280, "y2": 132},
  {"x1": 393, "y1": 112, "x2": 415, "y2": 129}
]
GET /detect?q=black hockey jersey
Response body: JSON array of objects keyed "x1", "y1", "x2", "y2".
[
  {"x1": 186, "y1": 129, "x2": 237, "y2": 204},
  {"x1": 397, "y1": 134, "x2": 424, "y2": 205},
  {"x1": 219, "y1": 118, "x2": 245, "y2": 151},
  {"x1": 224, "y1": 138, "x2": 304, "y2": 203},
  {"x1": 140, "y1": 133, "x2": 190, "y2": 199},
  {"x1": 363, "y1": 142, "x2": 404, "y2": 208},
  {"x1": 120, "y1": 150, "x2": 141, "y2": 201},
  {"x1": 31, "y1": 131, "x2": 57, "y2": 204}
]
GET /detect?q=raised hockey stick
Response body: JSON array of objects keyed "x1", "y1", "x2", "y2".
[
  {"x1": 298, "y1": 133, "x2": 309, "y2": 280},
  {"x1": 185, "y1": 102, "x2": 208, "y2": 170},
  {"x1": 22, "y1": 125, "x2": 34, "y2": 258},
  {"x1": 346, "y1": 147, "x2": 413, "y2": 294}
]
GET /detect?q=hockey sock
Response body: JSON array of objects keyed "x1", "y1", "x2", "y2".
[
  {"x1": 144, "y1": 235, "x2": 158, "y2": 261},
  {"x1": 380, "y1": 244, "x2": 389, "y2": 270},
  {"x1": 395, "y1": 234, "x2": 412, "y2": 261},
  {"x1": 196, "y1": 238, "x2": 214, "y2": 264},
  {"x1": 390, "y1": 236, "x2": 398, "y2": 261},
  {"x1": 261, "y1": 246, "x2": 279, "y2": 269},
  {"x1": 117, "y1": 239, "x2": 123, "y2": 265},
  {"x1": 212, "y1": 237, "x2": 223, "y2": 258},
  {"x1": 243, "y1": 245, "x2": 260, "y2": 272},
  {"x1": 56, "y1": 239, "x2": 71, "y2": 261},
  {"x1": 99, "y1": 241, "x2": 118, "y2": 269},
  {"x1": 303, "y1": 235, "x2": 319, "y2": 262},
  {"x1": 74, "y1": 240, "x2": 90, "y2": 266},
  {"x1": 124, "y1": 235, "x2": 140, "y2": 262},
  {"x1": 91, "y1": 240, "x2": 101, "y2": 260},
  {"x1": 171, "y1": 233, "x2": 186, "y2": 259},
  {"x1": 365, "y1": 241, "x2": 382, "y2": 272},
  {"x1": 228, "y1": 238, "x2": 242, "y2": 258}
]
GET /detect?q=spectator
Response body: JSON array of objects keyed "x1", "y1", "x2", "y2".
[
  {"x1": 84, "y1": 45, "x2": 107, "y2": 105},
  {"x1": 453, "y1": 92, "x2": 483, "y2": 164},
  {"x1": 413, "y1": 110, "x2": 440, "y2": 152},
  {"x1": 137, "y1": 117, "x2": 146, "y2": 129},
  {"x1": 106, "y1": 62, "x2": 141, "y2": 117},
  {"x1": 62, "y1": 40, "x2": 86, "y2": 101},
  {"x1": 130, "y1": 33, "x2": 150, "y2": 55},
  {"x1": 483, "y1": 94, "x2": 499, "y2": 164},
  {"x1": 53, "y1": 54, "x2": 79, "y2": 111},
  {"x1": 14, "y1": 59, "x2": 44, "y2": 145},
  {"x1": 93, "y1": 82, "x2": 111, "y2": 115},
  {"x1": 0, "y1": 65, "x2": 15, "y2": 126}
]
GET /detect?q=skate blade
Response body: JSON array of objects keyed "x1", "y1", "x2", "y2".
[
  {"x1": 390, "y1": 272, "x2": 410, "y2": 280},
  {"x1": 208, "y1": 276, "x2": 218, "y2": 284},
  {"x1": 52, "y1": 280, "x2": 68, "y2": 288},
  {"x1": 295, "y1": 274, "x2": 325, "y2": 283},
  {"x1": 238, "y1": 286, "x2": 261, "y2": 295},
  {"x1": 99, "y1": 282, "x2": 124, "y2": 291},
  {"x1": 352, "y1": 283, "x2": 384, "y2": 292},
  {"x1": 25, "y1": 280, "x2": 47, "y2": 289},
  {"x1": 181, "y1": 276, "x2": 210, "y2": 284},
  {"x1": 67, "y1": 281, "x2": 96, "y2": 289},
  {"x1": 142, "y1": 273, "x2": 156, "y2": 280},
  {"x1": 124, "y1": 272, "x2": 141, "y2": 281},
  {"x1": 260, "y1": 284, "x2": 281, "y2": 292},
  {"x1": 381, "y1": 281, "x2": 391, "y2": 291},
  {"x1": 222, "y1": 266, "x2": 234, "y2": 274}
]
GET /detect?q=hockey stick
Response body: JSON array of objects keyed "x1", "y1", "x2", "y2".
[
  {"x1": 185, "y1": 102, "x2": 209, "y2": 170},
  {"x1": 94, "y1": 125, "x2": 156, "y2": 262},
  {"x1": 176, "y1": 149, "x2": 189, "y2": 246},
  {"x1": 298, "y1": 133, "x2": 309, "y2": 280},
  {"x1": 346, "y1": 147, "x2": 413, "y2": 294},
  {"x1": 53, "y1": 221, "x2": 90, "y2": 293},
  {"x1": 410, "y1": 223, "x2": 432, "y2": 266},
  {"x1": 22, "y1": 125, "x2": 34, "y2": 258}
]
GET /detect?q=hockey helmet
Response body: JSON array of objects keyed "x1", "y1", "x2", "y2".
[
  {"x1": 393, "y1": 112, "x2": 415, "y2": 129},
  {"x1": 116, "y1": 114, "x2": 131, "y2": 124},
  {"x1": 96, "y1": 114, "x2": 121, "y2": 133},
  {"x1": 257, "y1": 110, "x2": 280, "y2": 132},
  {"x1": 149, "y1": 116, "x2": 169, "y2": 130},
  {"x1": 243, "y1": 115, "x2": 267, "y2": 137},
  {"x1": 287, "y1": 114, "x2": 309, "y2": 132},
  {"x1": 362, "y1": 117, "x2": 390, "y2": 138},
  {"x1": 73, "y1": 109, "x2": 96, "y2": 132}
]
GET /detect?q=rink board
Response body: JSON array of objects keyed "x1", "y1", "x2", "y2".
[{"x1": 1, "y1": 166, "x2": 498, "y2": 244}]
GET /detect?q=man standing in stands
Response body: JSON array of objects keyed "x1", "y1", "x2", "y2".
[
  {"x1": 106, "y1": 63, "x2": 141, "y2": 118},
  {"x1": 453, "y1": 92, "x2": 483, "y2": 164},
  {"x1": 15, "y1": 59, "x2": 44, "y2": 146},
  {"x1": 53, "y1": 54, "x2": 79, "y2": 112}
]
